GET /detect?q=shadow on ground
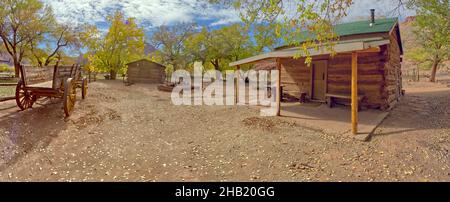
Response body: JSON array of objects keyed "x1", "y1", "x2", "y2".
[
  {"x1": 0, "y1": 98, "x2": 69, "y2": 171},
  {"x1": 277, "y1": 85, "x2": 450, "y2": 138}
]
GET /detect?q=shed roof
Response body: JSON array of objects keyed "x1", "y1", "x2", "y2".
[
  {"x1": 230, "y1": 37, "x2": 390, "y2": 67},
  {"x1": 126, "y1": 59, "x2": 166, "y2": 68}
]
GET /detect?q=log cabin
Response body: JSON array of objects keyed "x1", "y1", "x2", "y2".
[{"x1": 229, "y1": 12, "x2": 403, "y2": 135}]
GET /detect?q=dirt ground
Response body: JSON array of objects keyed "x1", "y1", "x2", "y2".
[{"x1": 0, "y1": 79, "x2": 448, "y2": 182}]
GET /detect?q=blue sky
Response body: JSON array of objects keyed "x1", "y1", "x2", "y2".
[{"x1": 43, "y1": 0, "x2": 416, "y2": 33}]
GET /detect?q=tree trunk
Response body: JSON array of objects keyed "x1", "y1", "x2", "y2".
[
  {"x1": 13, "y1": 59, "x2": 20, "y2": 78},
  {"x1": 416, "y1": 66, "x2": 420, "y2": 82},
  {"x1": 429, "y1": 56, "x2": 440, "y2": 82},
  {"x1": 110, "y1": 70, "x2": 117, "y2": 80},
  {"x1": 211, "y1": 59, "x2": 220, "y2": 71}
]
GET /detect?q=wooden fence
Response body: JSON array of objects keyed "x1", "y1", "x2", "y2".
[{"x1": 403, "y1": 69, "x2": 429, "y2": 82}]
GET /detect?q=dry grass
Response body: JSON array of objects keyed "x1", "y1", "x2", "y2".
[{"x1": 0, "y1": 86, "x2": 15, "y2": 98}]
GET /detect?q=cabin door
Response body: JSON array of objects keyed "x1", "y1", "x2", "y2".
[{"x1": 311, "y1": 60, "x2": 327, "y2": 101}]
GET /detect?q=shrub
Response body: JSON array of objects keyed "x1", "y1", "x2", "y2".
[{"x1": 0, "y1": 64, "x2": 13, "y2": 73}]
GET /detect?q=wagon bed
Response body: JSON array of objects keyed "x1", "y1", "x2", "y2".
[{"x1": 15, "y1": 64, "x2": 87, "y2": 117}]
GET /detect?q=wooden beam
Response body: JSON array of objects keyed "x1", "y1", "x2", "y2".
[
  {"x1": 357, "y1": 47, "x2": 381, "y2": 53},
  {"x1": 338, "y1": 47, "x2": 381, "y2": 56},
  {"x1": 351, "y1": 52, "x2": 358, "y2": 135},
  {"x1": 235, "y1": 65, "x2": 240, "y2": 104},
  {"x1": 276, "y1": 58, "x2": 281, "y2": 116}
]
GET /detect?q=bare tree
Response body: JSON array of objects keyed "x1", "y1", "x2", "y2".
[{"x1": 30, "y1": 24, "x2": 80, "y2": 67}]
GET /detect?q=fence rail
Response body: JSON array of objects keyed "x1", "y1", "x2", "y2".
[
  {"x1": 0, "y1": 96, "x2": 15, "y2": 102},
  {"x1": 403, "y1": 69, "x2": 428, "y2": 82}
]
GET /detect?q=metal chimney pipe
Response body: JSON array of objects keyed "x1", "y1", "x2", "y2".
[{"x1": 370, "y1": 9, "x2": 375, "y2": 26}]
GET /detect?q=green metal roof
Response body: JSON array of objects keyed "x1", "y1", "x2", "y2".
[
  {"x1": 332, "y1": 18, "x2": 398, "y2": 37},
  {"x1": 231, "y1": 18, "x2": 403, "y2": 67},
  {"x1": 278, "y1": 18, "x2": 400, "y2": 49}
]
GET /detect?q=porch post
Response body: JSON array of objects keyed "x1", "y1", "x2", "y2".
[
  {"x1": 351, "y1": 52, "x2": 358, "y2": 135},
  {"x1": 276, "y1": 58, "x2": 281, "y2": 116},
  {"x1": 235, "y1": 65, "x2": 240, "y2": 104}
]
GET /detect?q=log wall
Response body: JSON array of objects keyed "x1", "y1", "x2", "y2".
[
  {"x1": 127, "y1": 60, "x2": 166, "y2": 84},
  {"x1": 279, "y1": 45, "x2": 393, "y2": 109},
  {"x1": 280, "y1": 58, "x2": 311, "y2": 99},
  {"x1": 381, "y1": 27, "x2": 402, "y2": 109},
  {"x1": 326, "y1": 49, "x2": 387, "y2": 108}
]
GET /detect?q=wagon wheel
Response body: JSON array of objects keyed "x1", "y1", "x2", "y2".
[
  {"x1": 15, "y1": 80, "x2": 35, "y2": 110},
  {"x1": 81, "y1": 77, "x2": 88, "y2": 99},
  {"x1": 63, "y1": 78, "x2": 77, "y2": 117}
]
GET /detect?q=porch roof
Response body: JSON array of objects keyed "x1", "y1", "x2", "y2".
[{"x1": 229, "y1": 37, "x2": 389, "y2": 67}]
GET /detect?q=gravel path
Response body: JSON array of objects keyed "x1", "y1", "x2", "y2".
[{"x1": 0, "y1": 80, "x2": 448, "y2": 181}]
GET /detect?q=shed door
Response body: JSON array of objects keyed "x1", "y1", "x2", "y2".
[{"x1": 312, "y1": 60, "x2": 327, "y2": 101}]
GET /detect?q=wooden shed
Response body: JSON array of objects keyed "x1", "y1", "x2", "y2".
[
  {"x1": 126, "y1": 59, "x2": 166, "y2": 84},
  {"x1": 230, "y1": 16, "x2": 403, "y2": 135}
]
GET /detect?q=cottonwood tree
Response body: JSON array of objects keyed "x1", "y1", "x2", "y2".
[
  {"x1": 184, "y1": 24, "x2": 253, "y2": 71},
  {"x1": 78, "y1": 24, "x2": 101, "y2": 77},
  {"x1": 0, "y1": 0, "x2": 54, "y2": 77},
  {"x1": 209, "y1": 0, "x2": 352, "y2": 64},
  {"x1": 81, "y1": 11, "x2": 145, "y2": 80},
  {"x1": 151, "y1": 23, "x2": 196, "y2": 70},
  {"x1": 253, "y1": 23, "x2": 283, "y2": 53},
  {"x1": 184, "y1": 27, "x2": 210, "y2": 66},
  {"x1": 408, "y1": 0, "x2": 449, "y2": 82},
  {"x1": 208, "y1": 24, "x2": 253, "y2": 70}
]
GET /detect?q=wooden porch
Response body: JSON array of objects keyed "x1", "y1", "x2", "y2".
[
  {"x1": 230, "y1": 38, "x2": 393, "y2": 136},
  {"x1": 280, "y1": 102, "x2": 389, "y2": 140}
]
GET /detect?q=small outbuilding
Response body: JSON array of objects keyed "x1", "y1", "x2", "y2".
[{"x1": 126, "y1": 59, "x2": 166, "y2": 84}]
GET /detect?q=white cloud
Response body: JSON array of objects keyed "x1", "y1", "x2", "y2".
[
  {"x1": 343, "y1": 0, "x2": 416, "y2": 22},
  {"x1": 43, "y1": 0, "x2": 415, "y2": 30},
  {"x1": 43, "y1": 0, "x2": 117, "y2": 25},
  {"x1": 43, "y1": 0, "x2": 241, "y2": 28}
]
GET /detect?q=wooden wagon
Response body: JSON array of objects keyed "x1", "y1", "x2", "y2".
[
  {"x1": 57, "y1": 64, "x2": 88, "y2": 99},
  {"x1": 15, "y1": 64, "x2": 87, "y2": 117}
]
